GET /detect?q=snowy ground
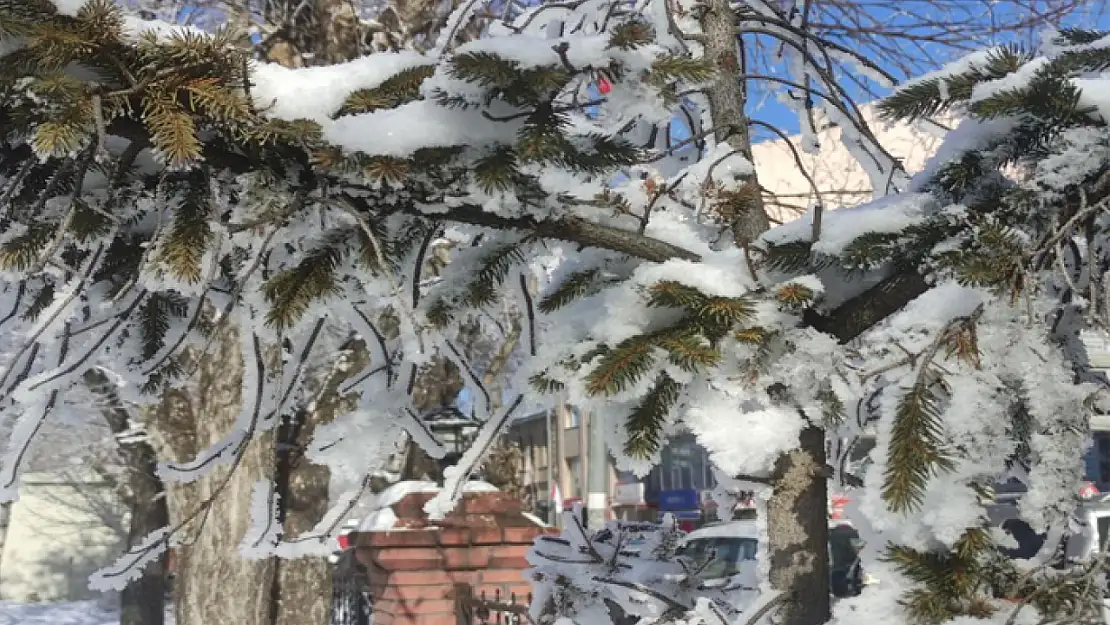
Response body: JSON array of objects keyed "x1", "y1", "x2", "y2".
[
  {"x1": 0, "y1": 600, "x2": 118, "y2": 625},
  {"x1": 0, "y1": 600, "x2": 176, "y2": 625}
]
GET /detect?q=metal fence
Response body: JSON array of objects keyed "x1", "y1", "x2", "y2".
[
  {"x1": 332, "y1": 557, "x2": 372, "y2": 625},
  {"x1": 455, "y1": 583, "x2": 533, "y2": 625}
]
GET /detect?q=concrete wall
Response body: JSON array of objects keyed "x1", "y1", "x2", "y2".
[{"x1": 0, "y1": 471, "x2": 127, "y2": 602}]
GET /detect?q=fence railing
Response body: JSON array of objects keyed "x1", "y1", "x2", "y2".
[
  {"x1": 455, "y1": 583, "x2": 533, "y2": 625},
  {"x1": 332, "y1": 565, "x2": 372, "y2": 625}
]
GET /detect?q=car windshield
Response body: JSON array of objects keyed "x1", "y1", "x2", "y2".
[
  {"x1": 680, "y1": 537, "x2": 758, "y2": 579},
  {"x1": 998, "y1": 519, "x2": 1047, "y2": 560}
]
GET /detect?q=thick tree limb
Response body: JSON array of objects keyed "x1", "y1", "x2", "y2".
[
  {"x1": 803, "y1": 271, "x2": 931, "y2": 344},
  {"x1": 343, "y1": 194, "x2": 704, "y2": 263}
]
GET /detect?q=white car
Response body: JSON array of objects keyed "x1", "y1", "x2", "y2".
[
  {"x1": 677, "y1": 520, "x2": 867, "y2": 598},
  {"x1": 678, "y1": 520, "x2": 760, "y2": 582}
]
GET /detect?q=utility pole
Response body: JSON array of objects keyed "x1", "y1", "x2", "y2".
[
  {"x1": 545, "y1": 407, "x2": 556, "y2": 525},
  {"x1": 554, "y1": 398, "x2": 570, "y2": 527},
  {"x1": 586, "y1": 409, "x2": 608, "y2": 528}
]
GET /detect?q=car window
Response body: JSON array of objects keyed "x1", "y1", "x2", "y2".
[
  {"x1": 828, "y1": 527, "x2": 860, "y2": 571},
  {"x1": 680, "y1": 538, "x2": 758, "y2": 578},
  {"x1": 999, "y1": 519, "x2": 1046, "y2": 560},
  {"x1": 1097, "y1": 516, "x2": 1110, "y2": 552}
]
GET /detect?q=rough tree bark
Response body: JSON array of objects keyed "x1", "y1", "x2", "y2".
[
  {"x1": 699, "y1": 1, "x2": 831, "y2": 623},
  {"x1": 149, "y1": 333, "x2": 372, "y2": 625},
  {"x1": 147, "y1": 326, "x2": 278, "y2": 625},
  {"x1": 766, "y1": 427, "x2": 831, "y2": 625},
  {"x1": 271, "y1": 343, "x2": 369, "y2": 625},
  {"x1": 141, "y1": 7, "x2": 384, "y2": 625}
]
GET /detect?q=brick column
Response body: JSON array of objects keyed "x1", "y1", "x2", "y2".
[{"x1": 352, "y1": 491, "x2": 554, "y2": 625}]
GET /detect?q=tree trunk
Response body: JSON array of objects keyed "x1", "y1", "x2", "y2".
[
  {"x1": 767, "y1": 426, "x2": 830, "y2": 625},
  {"x1": 273, "y1": 455, "x2": 333, "y2": 625},
  {"x1": 87, "y1": 374, "x2": 170, "y2": 625},
  {"x1": 0, "y1": 500, "x2": 10, "y2": 596},
  {"x1": 700, "y1": 0, "x2": 770, "y2": 243},
  {"x1": 148, "y1": 326, "x2": 278, "y2": 625},
  {"x1": 271, "y1": 344, "x2": 370, "y2": 625},
  {"x1": 554, "y1": 398, "x2": 569, "y2": 511},
  {"x1": 698, "y1": 2, "x2": 830, "y2": 623},
  {"x1": 118, "y1": 450, "x2": 170, "y2": 625}
]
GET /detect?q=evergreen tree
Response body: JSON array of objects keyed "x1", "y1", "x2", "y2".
[
  {"x1": 3, "y1": 2, "x2": 1108, "y2": 625},
  {"x1": 756, "y1": 30, "x2": 1110, "y2": 625}
]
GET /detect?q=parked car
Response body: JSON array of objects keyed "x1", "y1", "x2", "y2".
[
  {"x1": 676, "y1": 520, "x2": 868, "y2": 598},
  {"x1": 986, "y1": 483, "x2": 1110, "y2": 624},
  {"x1": 986, "y1": 482, "x2": 1110, "y2": 563}
]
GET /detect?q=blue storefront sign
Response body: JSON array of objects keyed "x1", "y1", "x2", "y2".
[{"x1": 658, "y1": 488, "x2": 699, "y2": 511}]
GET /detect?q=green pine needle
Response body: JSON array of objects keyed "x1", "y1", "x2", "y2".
[
  {"x1": 649, "y1": 54, "x2": 716, "y2": 84},
  {"x1": 449, "y1": 51, "x2": 522, "y2": 90},
  {"x1": 426, "y1": 298, "x2": 454, "y2": 329},
  {"x1": 462, "y1": 243, "x2": 526, "y2": 308},
  {"x1": 881, "y1": 374, "x2": 955, "y2": 513},
  {"x1": 538, "y1": 268, "x2": 601, "y2": 313},
  {"x1": 473, "y1": 147, "x2": 521, "y2": 194},
  {"x1": 760, "y1": 240, "x2": 818, "y2": 273},
  {"x1": 585, "y1": 339, "x2": 657, "y2": 396},
  {"x1": 694, "y1": 296, "x2": 755, "y2": 327},
  {"x1": 158, "y1": 171, "x2": 213, "y2": 283},
  {"x1": 138, "y1": 291, "x2": 189, "y2": 360},
  {"x1": 261, "y1": 241, "x2": 346, "y2": 331},
  {"x1": 646, "y1": 280, "x2": 707, "y2": 309},
  {"x1": 0, "y1": 224, "x2": 54, "y2": 271},
  {"x1": 657, "y1": 334, "x2": 720, "y2": 371},
  {"x1": 607, "y1": 20, "x2": 654, "y2": 50},
  {"x1": 21, "y1": 281, "x2": 55, "y2": 322},
  {"x1": 528, "y1": 372, "x2": 566, "y2": 394},
  {"x1": 877, "y1": 44, "x2": 1030, "y2": 122},
  {"x1": 624, "y1": 373, "x2": 682, "y2": 459},
  {"x1": 336, "y1": 64, "x2": 435, "y2": 117}
]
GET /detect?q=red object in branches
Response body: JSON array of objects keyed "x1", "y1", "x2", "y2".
[
  {"x1": 598, "y1": 76, "x2": 612, "y2": 94},
  {"x1": 337, "y1": 532, "x2": 351, "y2": 550}
]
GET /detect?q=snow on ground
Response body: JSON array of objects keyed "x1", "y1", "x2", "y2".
[{"x1": 0, "y1": 601, "x2": 175, "y2": 625}]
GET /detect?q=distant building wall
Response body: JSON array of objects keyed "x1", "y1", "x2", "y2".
[
  {"x1": 0, "y1": 471, "x2": 127, "y2": 602},
  {"x1": 750, "y1": 107, "x2": 951, "y2": 220}
]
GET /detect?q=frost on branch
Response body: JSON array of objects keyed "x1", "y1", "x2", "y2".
[
  {"x1": 8, "y1": 2, "x2": 1110, "y2": 623},
  {"x1": 88, "y1": 527, "x2": 170, "y2": 592}
]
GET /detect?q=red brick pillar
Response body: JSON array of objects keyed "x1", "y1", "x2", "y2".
[{"x1": 352, "y1": 491, "x2": 555, "y2": 625}]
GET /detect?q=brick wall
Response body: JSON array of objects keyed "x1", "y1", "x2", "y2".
[{"x1": 352, "y1": 491, "x2": 555, "y2": 625}]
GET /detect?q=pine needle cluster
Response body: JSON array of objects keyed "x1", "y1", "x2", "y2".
[{"x1": 0, "y1": 0, "x2": 701, "y2": 401}]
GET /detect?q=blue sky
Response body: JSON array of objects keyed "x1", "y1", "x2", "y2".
[
  {"x1": 161, "y1": 0, "x2": 1110, "y2": 143},
  {"x1": 747, "y1": 2, "x2": 1110, "y2": 139}
]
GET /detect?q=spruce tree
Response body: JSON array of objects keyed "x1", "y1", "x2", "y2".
[
  {"x1": 4, "y1": 3, "x2": 1108, "y2": 625},
  {"x1": 758, "y1": 30, "x2": 1110, "y2": 625}
]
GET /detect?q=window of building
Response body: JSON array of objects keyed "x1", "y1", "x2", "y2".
[
  {"x1": 1094, "y1": 433, "x2": 1110, "y2": 490},
  {"x1": 565, "y1": 408, "x2": 581, "y2": 429},
  {"x1": 568, "y1": 457, "x2": 583, "y2": 498}
]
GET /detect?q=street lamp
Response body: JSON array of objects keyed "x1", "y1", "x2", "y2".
[{"x1": 424, "y1": 407, "x2": 480, "y2": 479}]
